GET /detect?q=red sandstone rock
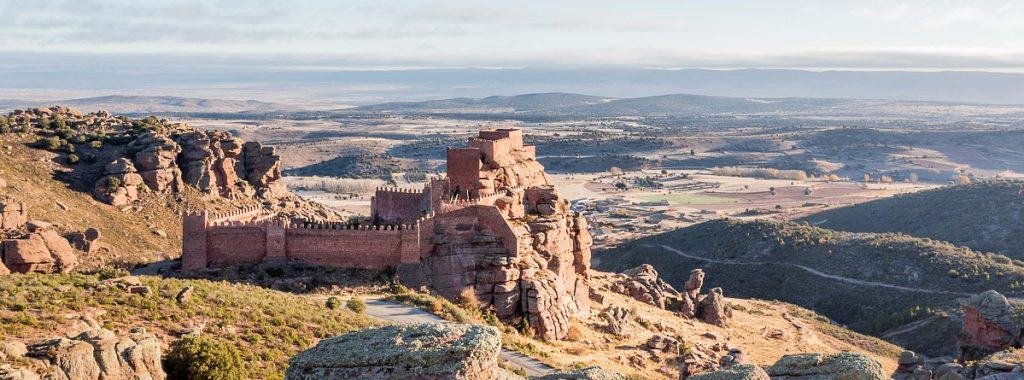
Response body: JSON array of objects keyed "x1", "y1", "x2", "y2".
[
  {"x1": 957, "y1": 290, "x2": 1024, "y2": 361},
  {"x1": 37, "y1": 230, "x2": 77, "y2": 273},
  {"x1": 0, "y1": 198, "x2": 27, "y2": 230},
  {"x1": 3, "y1": 234, "x2": 54, "y2": 273}
]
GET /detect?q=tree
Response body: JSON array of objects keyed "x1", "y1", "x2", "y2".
[
  {"x1": 608, "y1": 167, "x2": 623, "y2": 176},
  {"x1": 346, "y1": 297, "x2": 366, "y2": 314}
]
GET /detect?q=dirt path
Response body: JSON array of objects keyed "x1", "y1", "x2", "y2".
[
  {"x1": 361, "y1": 299, "x2": 556, "y2": 377},
  {"x1": 648, "y1": 244, "x2": 973, "y2": 296}
]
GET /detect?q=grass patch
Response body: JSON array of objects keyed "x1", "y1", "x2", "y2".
[{"x1": 0, "y1": 273, "x2": 376, "y2": 379}]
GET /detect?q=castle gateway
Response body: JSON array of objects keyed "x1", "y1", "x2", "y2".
[{"x1": 182, "y1": 128, "x2": 592, "y2": 339}]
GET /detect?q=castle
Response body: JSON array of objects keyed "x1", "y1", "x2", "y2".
[{"x1": 181, "y1": 129, "x2": 592, "y2": 339}]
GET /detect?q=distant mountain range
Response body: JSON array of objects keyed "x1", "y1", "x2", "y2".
[
  {"x1": 355, "y1": 92, "x2": 1024, "y2": 119},
  {"x1": 0, "y1": 95, "x2": 291, "y2": 114},
  {"x1": 4, "y1": 53, "x2": 1024, "y2": 105}
]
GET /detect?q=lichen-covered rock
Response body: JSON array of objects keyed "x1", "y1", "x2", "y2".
[
  {"x1": 690, "y1": 364, "x2": 770, "y2": 380},
  {"x1": 12, "y1": 326, "x2": 165, "y2": 380},
  {"x1": 957, "y1": 290, "x2": 1024, "y2": 362},
  {"x1": 536, "y1": 366, "x2": 625, "y2": 380},
  {"x1": 767, "y1": 352, "x2": 886, "y2": 380},
  {"x1": 285, "y1": 323, "x2": 502, "y2": 380}
]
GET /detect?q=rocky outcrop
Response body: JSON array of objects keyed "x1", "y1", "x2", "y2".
[
  {"x1": 601, "y1": 305, "x2": 631, "y2": 336},
  {"x1": 129, "y1": 132, "x2": 183, "y2": 193},
  {"x1": 689, "y1": 364, "x2": 770, "y2": 380},
  {"x1": 4, "y1": 107, "x2": 290, "y2": 205},
  {"x1": 891, "y1": 348, "x2": 1024, "y2": 379},
  {"x1": 601, "y1": 264, "x2": 728, "y2": 326},
  {"x1": 536, "y1": 366, "x2": 625, "y2": 380},
  {"x1": 68, "y1": 228, "x2": 104, "y2": 255},
  {"x1": 610, "y1": 264, "x2": 684, "y2": 309},
  {"x1": 698, "y1": 288, "x2": 731, "y2": 327},
  {"x1": 2, "y1": 326, "x2": 165, "y2": 380},
  {"x1": 766, "y1": 352, "x2": 886, "y2": 380},
  {"x1": 957, "y1": 290, "x2": 1024, "y2": 361},
  {"x1": 0, "y1": 198, "x2": 27, "y2": 230},
  {"x1": 93, "y1": 158, "x2": 145, "y2": 206},
  {"x1": 2, "y1": 231, "x2": 78, "y2": 274},
  {"x1": 285, "y1": 323, "x2": 506, "y2": 380}
]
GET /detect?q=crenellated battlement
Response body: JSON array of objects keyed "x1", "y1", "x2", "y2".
[{"x1": 375, "y1": 186, "x2": 426, "y2": 194}]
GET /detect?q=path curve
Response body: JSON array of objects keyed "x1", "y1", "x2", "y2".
[
  {"x1": 647, "y1": 244, "x2": 972, "y2": 296},
  {"x1": 362, "y1": 299, "x2": 555, "y2": 377}
]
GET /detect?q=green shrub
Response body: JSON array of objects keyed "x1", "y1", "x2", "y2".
[
  {"x1": 89, "y1": 140, "x2": 103, "y2": 149},
  {"x1": 166, "y1": 335, "x2": 246, "y2": 380},
  {"x1": 93, "y1": 266, "x2": 130, "y2": 280},
  {"x1": 346, "y1": 297, "x2": 366, "y2": 314},
  {"x1": 66, "y1": 154, "x2": 79, "y2": 164},
  {"x1": 36, "y1": 136, "x2": 62, "y2": 151},
  {"x1": 101, "y1": 177, "x2": 122, "y2": 193},
  {"x1": 325, "y1": 296, "x2": 342, "y2": 310}
]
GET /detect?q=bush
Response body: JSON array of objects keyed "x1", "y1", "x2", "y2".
[
  {"x1": 346, "y1": 297, "x2": 366, "y2": 314},
  {"x1": 166, "y1": 335, "x2": 246, "y2": 380},
  {"x1": 66, "y1": 154, "x2": 79, "y2": 164},
  {"x1": 325, "y1": 296, "x2": 342, "y2": 310},
  {"x1": 35, "y1": 136, "x2": 62, "y2": 151}
]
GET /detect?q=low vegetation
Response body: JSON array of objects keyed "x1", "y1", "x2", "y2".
[
  {"x1": 805, "y1": 181, "x2": 1024, "y2": 259},
  {"x1": 711, "y1": 166, "x2": 808, "y2": 181},
  {"x1": 596, "y1": 218, "x2": 1024, "y2": 334},
  {"x1": 0, "y1": 273, "x2": 376, "y2": 379}
]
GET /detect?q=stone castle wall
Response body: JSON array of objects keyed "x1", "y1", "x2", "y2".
[
  {"x1": 182, "y1": 212, "x2": 431, "y2": 271},
  {"x1": 371, "y1": 187, "x2": 429, "y2": 224}
]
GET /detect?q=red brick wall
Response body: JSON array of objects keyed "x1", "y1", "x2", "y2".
[
  {"x1": 372, "y1": 189, "x2": 427, "y2": 224},
  {"x1": 207, "y1": 226, "x2": 267, "y2": 267},
  {"x1": 447, "y1": 148, "x2": 482, "y2": 197},
  {"x1": 285, "y1": 228, "x2": 404, "y2": 269}
]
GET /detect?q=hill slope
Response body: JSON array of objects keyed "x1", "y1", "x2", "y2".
[
  {"x1": 595, "y1": 219, "x2": 1024, "y2": 336},
  {"x1": 804, "y1": 181, "x2": 1024, "y2": 260},
  {"x1": 0, "y1": 273, "x2": 376, "y2": 379}
]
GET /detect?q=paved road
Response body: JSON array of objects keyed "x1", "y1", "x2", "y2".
[
  {"x1": 363, "y1": 299, "x2": 555, "y2": 377},
  {"x1": 648, "y1": 244, "x2": 972, "y2": 296}
]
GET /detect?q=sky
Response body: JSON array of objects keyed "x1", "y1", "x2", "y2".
[{"x1": 1, "y1": 0, "x2": 1023, "y2": 71}]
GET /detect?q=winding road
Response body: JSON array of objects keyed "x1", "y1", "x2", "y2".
[
  {"x1": 647, "y1": 244, "x2": 973, "y2": 296},
  {"x1": 362, "y1": 299, "x2": 555, "y2": 377}
]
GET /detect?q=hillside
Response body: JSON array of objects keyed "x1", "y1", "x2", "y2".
[
  {"x1": 594, "y1": 219, "x2": 1024, "y2": 336},
  {"x1": 0, "y1": 273, "x2": 376, "y2": 379},
  {"x1": 0, "y1": 139, "x2": 185, "y2": 268},
  {"x1": 805, "y1": 181, "x2": 1024, "y2": 259}
]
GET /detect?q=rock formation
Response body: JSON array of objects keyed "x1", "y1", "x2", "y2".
[
  {"x1": 1, "y1": 325, "x2": 165, "y2": 380},
  {"x1": 4, "y1": 107, "x2": 291, "y2": 206},
  {"x1": 93, "y1": 158, "x2": 145, "y2": 206},
  {"x1": 285, "y1": 323, "x2": 509, "y2": 380},
  {"x1": 0, "y1": 198, "x2": 27, "y2": 230},
  {"x1": 766, "y1": 352, "x2": 886, "y2": 380},
  {"x1": 536, "y1": 367, "x2": 625, "y2": 380},
  {"x1": 2, "y1": 230, "x2": 78, "y2": 274},
  {"x1": 602, "y1": 264, "x2": 728, "y2": 326},
  {"x1": 689, "y1": 364, "x2": 770, "y2": 380},
  {"x1": 957, "y1": 290, "x2": 1024, "y2": 361}
]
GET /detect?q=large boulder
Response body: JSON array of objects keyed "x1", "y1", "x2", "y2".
[
  {"x1": 285, "y1": 323, "x2": 503, "y2": 380},
  {"x1": 536, "y1": 366, "x2": 625, "y2": 379},
  {"x1": 767, "y1": 352, "x2": 886, "y2": 380},
  {"x1": 690, "y1": 364, "x2": 770, "y2": 380},
  {"x1": 610, "y1": 264, "x2": 686, "y2": 309},
  {"x1": 9, "y1": 327, "x2": 165, "y2": 380},
  {"x1": 0, "y1": 198, "x2": 27, "y2": 230},
  {"x1": 2, "y1": 234, "x2": 53, "y2": 273},
  {"x1": 2, "y1": 231, "x2": 78, "y2": 274},
  {"x1": 957, "y1": 290, "x2": 1024, "y2": 361},
  {"x1": 698, "y1": 288, "x2": 731, "y2": 326}
]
